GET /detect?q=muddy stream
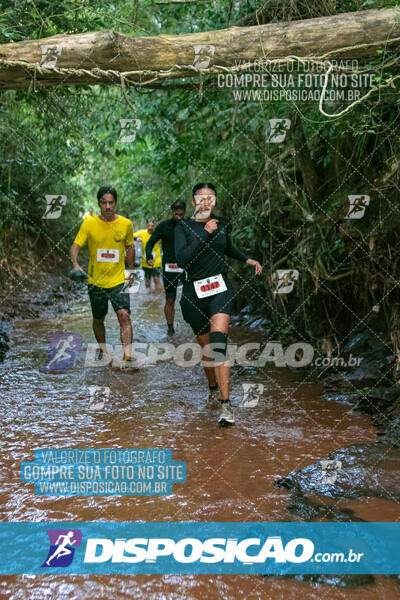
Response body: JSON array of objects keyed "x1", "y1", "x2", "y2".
[{"x1": 0, "y1": 284, "x2": 399, "y2": 599}]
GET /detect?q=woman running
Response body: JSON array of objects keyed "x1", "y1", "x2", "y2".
[{"x1": 174, "y1": 183, "x2": 262, "y2": 425}]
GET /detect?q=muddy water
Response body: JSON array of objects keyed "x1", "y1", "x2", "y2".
[{"x1": 0, "y1": 285, "x2": 399, "y2": 598}]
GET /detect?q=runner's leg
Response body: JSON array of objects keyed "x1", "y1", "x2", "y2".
[
  {"x1": 164, "y1": 297, "x2": 175, "y2": 328},
  {"x1": 197, "y1": 332, "x2": 217, "y2": 388},
  {"x1": 143, "y1": 267, "x2": 151, "y2": 291},
  {"x1": 210, "y1": 313, "x2": 230, "y2": 401},
  {"x1": 163, "y1": 271, "x2": 179, "y2": 334},
  {"x1": 116, "y1": 309, "x2": 132, "y2": 360},
  {"x1": 88, "y1": 285, "x2": 108, "y2": 355},
  {"x1": 180, "y1": 282, "x2": 218, "y2": 396},
  {"x1": 108, "y1": 284, "x2": 133, "y2": 361},
  {"x1": 154, "y1": 275, "x2": 162, "y2": 291},
  {"x1": 93, "y1": 318, "x2": 106, "y2": 352}
]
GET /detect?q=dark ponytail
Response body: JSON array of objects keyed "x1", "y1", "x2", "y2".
[{"x1": 192, "y1": 182, "x2": 216, "y2": 196}]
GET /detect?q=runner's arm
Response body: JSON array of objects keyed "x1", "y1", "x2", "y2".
[
  {"x1": 174, "y1": 221, "x2": 211, "y2": 268},
  {"x1": 125, "y1": 222, "x2": 135, "y2": 269},
  {"x1": 70, "y1": 221, "x2": 87, "y2": 270},
  {"x1": 126, "y1": 244, "x2": 135, "y2": 270},
  {"x1": 70, "y1": 243, "x2": 83, "y2": 270},
  {"x1": 145, "y1": 224, "x2": 163, "y2": 263}
]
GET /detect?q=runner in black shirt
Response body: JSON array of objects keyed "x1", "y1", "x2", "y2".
[
  {"x1": 175, "y1": 183, "x2": 262, "y2": 426},
  {"x1": 146, "y1": 200, "x2": 186, "y2": 335}
]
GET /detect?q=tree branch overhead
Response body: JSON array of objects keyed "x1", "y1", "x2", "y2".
[{"x1": 1, "y1": 8, "x2": 399, "y2": 90}]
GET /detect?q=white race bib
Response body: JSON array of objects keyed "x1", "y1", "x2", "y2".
[
  {"x1": 194, "y1": 273, "x2": 227, "y2": 299},
  {"x1": 165, "y1": 263, "x2": 184, "y2": 273},
  {"x1": 97, "y1": 248, "x2": 120, "y2": 263}
]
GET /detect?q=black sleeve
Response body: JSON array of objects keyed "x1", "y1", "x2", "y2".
[
  {"x1": 225, "y1": 223, "x2": 248, "y2": 262},
  {"x1": 174, "y1": 220, "x2": 211, "y2": 268},
  {"x1": 145, "y1": 224, "x2": 163, "y2": 262}
]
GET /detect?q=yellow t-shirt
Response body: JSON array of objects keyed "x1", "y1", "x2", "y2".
[
  {"x1": 74, "y1": 215, "x2": 134, "y2": 288},
  {"x1": 133, "y1": 229, "x2": 162, "y2": 268}
]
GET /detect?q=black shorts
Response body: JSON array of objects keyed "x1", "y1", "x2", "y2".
[
  {"x1": 163, "y1": 269, "x2": 182, "y2": 299},
  {"x1": 88, "y1": 283, "x2": 130, "y2": 319},
  {"x1": 143, "y1": 267, "x2": 162, "y2": 279},
  {"x1": 180, "y1": 275, "x2": 233, "y2": 336}
]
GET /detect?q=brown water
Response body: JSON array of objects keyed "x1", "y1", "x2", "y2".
[{"x1": 0, "y1": 285, "x2": 399, "y2": 598}]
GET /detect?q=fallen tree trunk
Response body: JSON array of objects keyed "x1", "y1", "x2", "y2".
[{"x1": 1, "y1": 8, "x2": 399, "y2": 90}]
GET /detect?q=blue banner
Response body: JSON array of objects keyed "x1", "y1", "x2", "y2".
[{"x1": 0, "y1": 522, "x2": 399, "y2": 574}]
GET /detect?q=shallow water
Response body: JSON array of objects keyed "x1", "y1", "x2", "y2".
[{"x1": 0, "y1": 284, "x2": 398, "y2": 598}]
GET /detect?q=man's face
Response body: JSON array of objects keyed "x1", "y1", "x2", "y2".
[
  {"x1": 98, "y1": 193, "x2": 116, "y2": 217},
  {"x1": 172, "y1": 209, "x2": 185, "y2": 222},
  {"x1": 147, "y1": 221, "x2": 155, "y2": 233}
]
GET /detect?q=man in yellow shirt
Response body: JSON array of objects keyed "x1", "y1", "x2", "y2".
[
  {"x1": 133, "y1": 218, "x2": 162, "y2": 292},
  {"x1": 70, "y1": 186, "x2": 135, "y2": 362}
]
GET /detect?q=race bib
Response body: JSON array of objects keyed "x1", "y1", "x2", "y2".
[
  {"x1": 194, "y1": 273, "x2": 227, "y2": 299},
  {"x1": 97, "y1": 249, "x2": 120, "y2": 263},
  {"x1": 165, "y1": 263, "x2": 184, "y2": 273}
]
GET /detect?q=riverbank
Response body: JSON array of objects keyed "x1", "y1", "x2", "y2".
[
  {"x1": 0, "y1": 270, "x2": 85, "y2": 360},
  {"x1": 275, "y1": 328, "x2": 400, "y2": 535},
  {"x1": 233, "y1": 303, "x2": 400, "y2": 525}
]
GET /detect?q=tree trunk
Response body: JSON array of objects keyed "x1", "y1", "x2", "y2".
[
  {"x1": 1, "y1": 8, "x2": 399, "y2": 90},
  {"x1": 290, "y1": 111, "x2": 322, "y2": 203}
]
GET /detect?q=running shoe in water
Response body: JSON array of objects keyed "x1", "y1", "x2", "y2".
[{"x1": 218, "y1": 401, "x2": 235, "y2": 425}]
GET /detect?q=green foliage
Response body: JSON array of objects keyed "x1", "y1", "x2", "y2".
[{"x1": 1, "y1": 0, "x2": 400, "y2": 341}]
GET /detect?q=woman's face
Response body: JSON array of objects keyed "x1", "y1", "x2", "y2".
[{"x1": 192, "y1": 187, "x2": 216, "y2": 219}]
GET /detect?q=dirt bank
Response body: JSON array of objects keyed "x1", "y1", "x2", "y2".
[{"x1": 0, "y1": 271, "x2": 85, "y2": 360}]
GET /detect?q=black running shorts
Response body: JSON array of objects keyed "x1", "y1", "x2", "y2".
[
  {"x1": 163, "y1": 270, "x2": 182, "y2": 299},
  {"x1": 143, "y1": 267, "x2": 162, "y2": 279},
  {"x1": 180, "y1": 275, "x2": 233, "y2": 336},
  {"x1": 88, "y1": 283, "x2": 130, "y2": 319}
]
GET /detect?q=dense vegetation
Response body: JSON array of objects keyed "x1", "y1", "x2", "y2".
[{"x1": 1, "y1": 0, "x2": 400, "y2": 357}]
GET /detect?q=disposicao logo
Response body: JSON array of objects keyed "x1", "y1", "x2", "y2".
[
  {"x1": 41, "y1": 529, "x2": 82, "y2": 567},
  {"x1": 83, "y1": 536, "x2": 314, "y2": 564}
]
